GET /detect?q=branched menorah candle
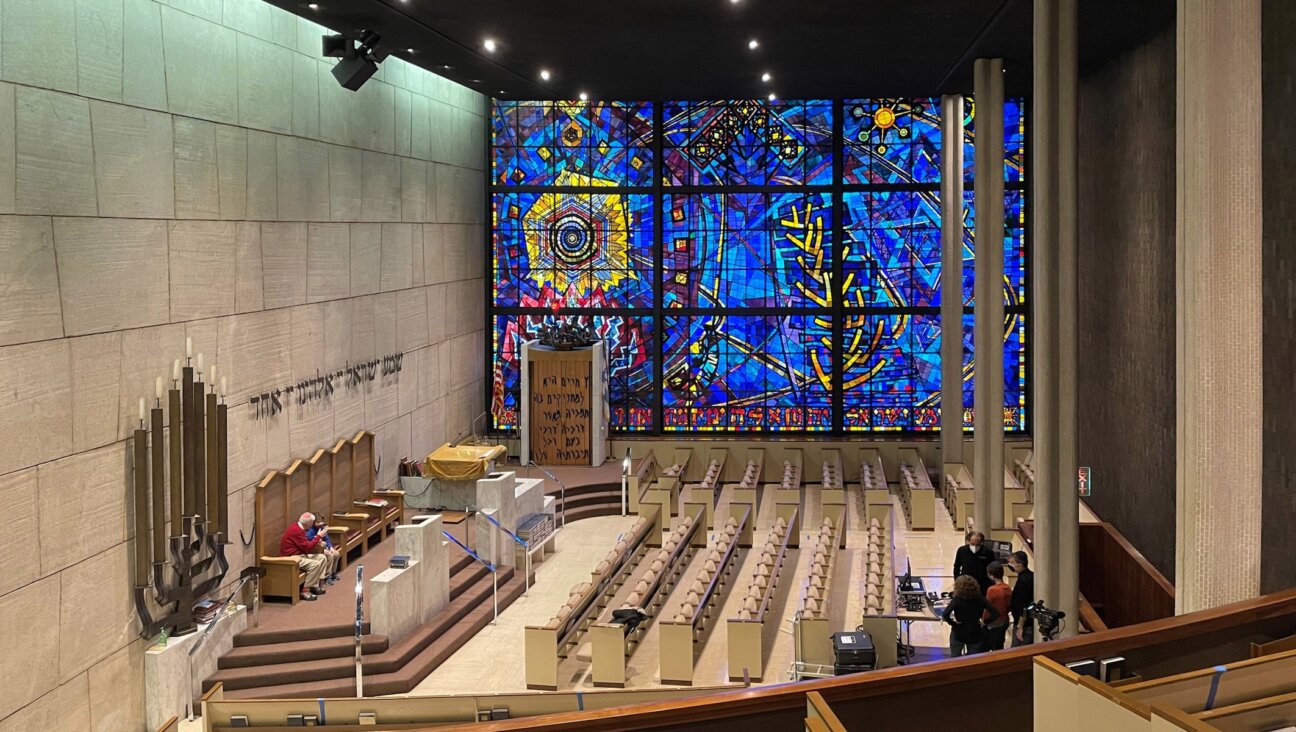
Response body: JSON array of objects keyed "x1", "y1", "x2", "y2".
[{"x1": 132, "y1": 345, "x2": 230, "y2": 639}]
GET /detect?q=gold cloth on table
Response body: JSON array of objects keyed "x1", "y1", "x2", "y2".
[{"x1": 423, "y1": 443, "x2": 508, "y2": 481}]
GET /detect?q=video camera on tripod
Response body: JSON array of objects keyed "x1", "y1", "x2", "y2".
[{"x1": 1024, "y1": 599, "x2": 1067, "y2": 641}]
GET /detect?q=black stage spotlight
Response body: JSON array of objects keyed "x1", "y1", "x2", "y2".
[{"x1": 323, "y1": 30, "x2": 388, "y2": 91}]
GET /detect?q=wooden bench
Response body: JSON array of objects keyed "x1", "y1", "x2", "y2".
[
  {"x1": 660, "y1": 502, "x2": 754, "y2": 685},
  {"x1": 728, "y1": 493, "x2": 800, "y2": 682},
  {"x1": 819, "y1": 448, "x2": 846, "y2": 506}
]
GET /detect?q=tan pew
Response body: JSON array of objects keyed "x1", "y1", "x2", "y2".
[
  {"x1": 727, "y1": 494, "x2": 800, "y2": 682},
  {"x1": 591, "y1": 505, "x2": 709, "y2": 687},
  {"x1": 897, "y1": 448, "x2": 936, "y2": 530},
  {"x1": 524, "y1": 505, "x2": 664, "y2": 690},
  {"x1": 659, "y1": 501, "x2": 754, "y2": 685},
  {"x1": 819, "y1": 448, "x2": 846, "y2": 505},
  {"x1": 858, "y1": 448, "x2": 890, "y2": 508},
  {"x1": 943, "y1": 463, "x2": 975, "y2": 530},
  {"x1": 794, "y1": 500, "x2": 847, "y2": 671},
  {"x1": 627, "y1": 451, "x2": 659, "y2": 514}
]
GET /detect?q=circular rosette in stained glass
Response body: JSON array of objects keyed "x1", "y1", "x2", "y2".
[{"x1": 522, "y1": 170, "x2": 633, "y2": 299}]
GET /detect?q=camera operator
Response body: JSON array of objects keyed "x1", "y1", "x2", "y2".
[{"x1": 1006, "y1": 550, "x2": 1035, "y2": 646}]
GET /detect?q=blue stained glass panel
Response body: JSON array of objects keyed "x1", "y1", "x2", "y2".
[
  {"x1": 662, "y1": 314, "x2": 832, "y2": 431},
  {"x1": 492, "y1": 101, "x2": 653, "y2": 186},
  {"x1": 843, "y1": 98, "x2": 941, "y2": 185},
  {"x1": 493, "y1": 191, "x2": 654, "y2": 309},
  {"x1": 842, "y1": 190, "x2": 943, "y2": 309},
  {"x1": 963, "y1": 97, "x2": 1027, "y2": 183},
  {"x1": 662, "y1": 100, "x2": 833, "y2": 186},
  {"x1": 662, "y1": 192, "x2": 833, "y2": 309}
]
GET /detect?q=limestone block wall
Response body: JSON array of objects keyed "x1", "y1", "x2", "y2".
[{"x1": 0, "y1": 0, "x2": 487, "y2": 728}]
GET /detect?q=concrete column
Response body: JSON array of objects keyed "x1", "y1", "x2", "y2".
[
  {"x1": 941, "y1": 94, "x2": 966, "y2": 470},
  {"x1": 1175, "y1": 0, "x2": 1262, "y2": 612},
  {"x1": 1033, "y1": 0, "x2": 1080, "y2": 632},
  {"x1": 973, "y1": 60, "x2": 1006, "y2": 533}
]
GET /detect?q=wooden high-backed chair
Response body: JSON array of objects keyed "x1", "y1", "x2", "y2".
[
  {"x1": 254, "y1": 469, "x2": 307, "y2": 604},
  {"x1": 307, "y1": 448, "x2": 356, "y2": 569},
  {"x1": 326, "y1": 440, "x2": 369, "y2": 560},
  {"x1": 348, "y1": 431, "x2": 405, "y2": 539}
]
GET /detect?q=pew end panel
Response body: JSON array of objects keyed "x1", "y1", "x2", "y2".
[{"x1": 524, "y1": 626, "x2": 560, "y2": 691}]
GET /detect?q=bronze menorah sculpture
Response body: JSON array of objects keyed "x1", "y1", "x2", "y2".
[{"x1": 132, "y1": 344, "x2": 231, "y2": 638}]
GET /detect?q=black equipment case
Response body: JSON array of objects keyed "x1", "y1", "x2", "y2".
[{"x1": 831, "y1": 629, "x2": 876, "y2": 674}]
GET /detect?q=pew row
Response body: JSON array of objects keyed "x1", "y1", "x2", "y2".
[
  {"x1": 942, "y1": 463, "x2": 975, "y2": 531},
  {"x1": 819, "y1": 449, "x2": 846, "y2": 506},
  {"x1": 727, "y1": 492, "x2": 800, "y2": 682},
  {"x1": 794, "y1": 500, "x2": 847, "y2": 672},
  {"x1": 523, "y1": 505, "x2": 664, "y2": 690},
  {"x1": 659, "y1": 502, "x2": 755, "y2": 685},
  {"x1": 858, "y1": 448, "x2": 890, "y2": 508},
  {"x1": 627, "y1": 451, "x2": 659, "y2": 514},
  {"x1": 591, "y1": 505, "x2": 709, "y2": 687},
  {"x1": 897, "y1": 448, "x2": 936, "y2": 530}
]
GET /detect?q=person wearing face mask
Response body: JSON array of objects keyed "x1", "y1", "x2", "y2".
[{"x1": 952, "y1": 530, "x2": 995, "y2": 596}]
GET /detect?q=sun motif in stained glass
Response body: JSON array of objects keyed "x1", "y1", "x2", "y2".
[{"x1": 522, "y1": 170, "x2": 632, "y2": 296}]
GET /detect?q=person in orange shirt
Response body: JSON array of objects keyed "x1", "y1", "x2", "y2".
[{"x1": 983, "y1": 561, "x2": 1013, "y2": 651}]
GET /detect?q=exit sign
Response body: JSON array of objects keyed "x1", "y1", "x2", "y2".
[{"x1": 1078, "y1": 466, "x2": 1092, "y2": 497}]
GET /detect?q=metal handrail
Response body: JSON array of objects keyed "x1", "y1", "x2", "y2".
[
  {"x1": 443, "y1": 531, "x2": 499, "y2": 624},
  {"x1": 481, "y1": 512, "x2": 533, "y2": 597},
  {"x1": 528, "y1": 462, "x2": 567, "y2": 529},
  {"x1": 184, "y1": 569, "x2": 260, "y2": 721}
]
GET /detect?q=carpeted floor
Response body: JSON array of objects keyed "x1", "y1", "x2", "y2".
[{"x1": 249, "y1": 512, "x2": 473, "y2": 636}]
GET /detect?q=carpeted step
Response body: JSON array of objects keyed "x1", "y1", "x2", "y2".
[
  {"x1": 221, "y1": 570, "x2": 529, "y2": 700},
  {"x1": 218, "y1": 634, "x2": 389, "y2": 669},
  {"x1": 230, "y1": 554, "x2": 478, "y2": 648},
  {"x1": 209, "y1": 566, "x2": 517, "y2": 694},
  {"x1": 561, "y1": 503, "x2": 624, "y2": 523}
]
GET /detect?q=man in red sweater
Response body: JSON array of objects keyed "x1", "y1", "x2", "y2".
[{"x1": 281, "y1": 512, "x2": 328, "y2": 602}]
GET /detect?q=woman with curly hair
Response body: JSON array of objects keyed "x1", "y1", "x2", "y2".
[{"x1": 941, "y1": 574, "x2": 999, "y2": 656}]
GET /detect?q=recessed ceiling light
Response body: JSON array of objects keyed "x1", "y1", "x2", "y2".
[
  {"x1": 539, "y1": 69, "x2": 551, "y2": 81},
  {"x1": 442, "y1": 64, "x2": 453, "y2": 70},
  {"x1": 467, "y1": 78, "x2": 482, "y2": 83},
  {"x1": 579, "y1": 91, "x2": 589, "y2": 101},
  {"x1": 304, "y1": 2, "x2": 320, "y2": 9},
  {"x1": 498, "y1": 90, "x2": 506, "y2": 94},
  {"x1": 761, "y1": 72, "x2": 772, "y2": 82},
  {"x1": 405, "y1": 48, "x2": 416, "y2": 54},
  {"x1": 730, "y1": 0, "x2": 741, "y2": 4},
  {"x1": 767, "y1": 92, "x2": 777, "y2": 101},
  {"x1": 483, "y1": 38, "x2": 497, "y2": 53},
  {"x1": 748, "y1": 38, "x2": 759, "y2": 50}
]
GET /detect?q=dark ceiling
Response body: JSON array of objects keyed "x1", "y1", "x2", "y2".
[{"x1": 267, "y1": 0, "x2": 1173, "y2": 101}]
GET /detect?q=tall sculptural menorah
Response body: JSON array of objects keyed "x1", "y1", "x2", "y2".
[{"x1": 132, "y1": 345, "x2": 231, "y2": 639}]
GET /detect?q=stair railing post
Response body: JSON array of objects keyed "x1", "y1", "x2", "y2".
[{"x1": 354, "y1": 564, "x2": 364, "y2": 697}]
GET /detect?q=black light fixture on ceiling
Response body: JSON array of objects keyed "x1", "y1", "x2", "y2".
[{"x1": 323, "y1": 29, "x2": 390, "y2": 91}]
